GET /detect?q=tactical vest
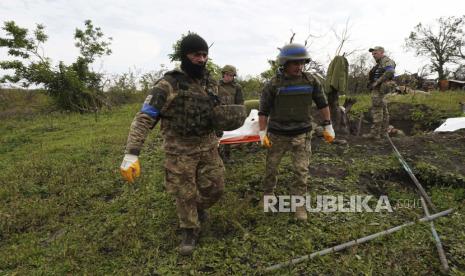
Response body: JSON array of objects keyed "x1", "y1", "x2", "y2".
[
  {"x1": 161, "y1": 72, "x2": 216, "y2": 137},
  {"x1": 218, "y1": 82, "x2": 238, "y2": 105},
  {"x1": 372, "y1": 64, "x2": 385, "y2": 81},
  {"x1": 270, "y1": 74, "x2": 314, "y2": 124},
  {"x1": 370, "y1": 57, "x2": 396, "y2": 82}
]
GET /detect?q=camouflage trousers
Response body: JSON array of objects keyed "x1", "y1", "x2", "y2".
[
  {"x1": 370, "y1": 84, "x2": 391, "y2": 136},
  {"x1": 263, "y1": 132, "x2": 312, "y2": 196},
  {"x1": 219, "y1": 144, "x2": 231, "y2": 160},
  {"x1": 164, "y1": 148, "x2": 225, "y2": 229}
]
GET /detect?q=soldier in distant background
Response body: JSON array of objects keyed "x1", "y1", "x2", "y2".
[
  {"x1": 365, "y1": 46, "x2": 396, "y2": 139},
  {"x1": 218, "y1": 65, "x2": 244, "y2": 106},
  {"x1": 217, "y1": 65, "x2": 244, "y2": 162}
]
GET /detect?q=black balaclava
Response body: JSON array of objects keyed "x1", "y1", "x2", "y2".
[{"x1": 180, "y1": 34, "x2": 209, "y2": 79}]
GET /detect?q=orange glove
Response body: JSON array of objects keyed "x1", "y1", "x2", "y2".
[
  {"x1": 259, "y1": 130, "x2": 272, "y2": 148},
  {"x1": 323, "y1": 124, "x2": 335, "y2": 143},
  {"x1": 120, "y1": 154, "x2": 141, "y2": 183}
]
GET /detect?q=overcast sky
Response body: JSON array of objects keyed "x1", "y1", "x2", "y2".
[{"x1": 1, "y1": 0, "x2": 464, "y2": 79}]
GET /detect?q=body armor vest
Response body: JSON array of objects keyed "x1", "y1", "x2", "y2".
[
  {"x1": 373, "y1": 64, "x2": 385, "y2": 81},
  {"x1": 369, "y1": 57, "x2": 395, "y2": 83},
  {"x1": 270, "y1": 74, "x2": 314, "y2": 124},
  {"x1": 218, "y1": 82, "x2": 238, "y2": 105},
  {"x1": 162, "y1": 72, "x2": 216, "y2": 137}
]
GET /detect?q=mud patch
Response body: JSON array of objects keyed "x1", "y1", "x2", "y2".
[
  {"x1": 345, "y1": 102, "x2": 458, "y2": 136},
  {"x1": 308, "y1": 163, "x2": 348, "y2": 179}
]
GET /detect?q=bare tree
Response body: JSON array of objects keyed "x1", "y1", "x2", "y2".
[
  {"x1": 348, "y1": 53, "x2": 371, "y2": 94},
  {"x1": 331, "y1": 18, "x2": 356, "y2": 57},
  {"x1": 405, "y1": 16, "x2": 465, "y2": 80}
]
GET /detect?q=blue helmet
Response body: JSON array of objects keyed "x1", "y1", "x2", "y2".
[{"x1": 277, "y1": 43, "x2": 310, "y2": 66}]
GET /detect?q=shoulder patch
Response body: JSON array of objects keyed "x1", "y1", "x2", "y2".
[{"x1": 144, "y1": 95, "x2": 153, "y2": 104}]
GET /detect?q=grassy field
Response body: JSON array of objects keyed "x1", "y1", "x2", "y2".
[
  {"x1": 346, "y1": 90, "x2": 465, "y2": 115},
  {"x1": 1, "y1": 92, "x2": 465, "y2": 274}
]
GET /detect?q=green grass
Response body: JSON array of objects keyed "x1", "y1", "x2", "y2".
[
  {"x1": 389, "y1": 91, "x2": 465, "y2": 113},
  {"x1": 1, "y1": 93, "x2": 464, "y2": 274},
  {"x1": 244, "y1": 99, "x2": 259, "y2": 114},
  {"x1": 348, "y1": 90, "x2": 465, "y2": 116},
  {"x1": 0, "y1": 89, "x2": 53, "y2": 119}
]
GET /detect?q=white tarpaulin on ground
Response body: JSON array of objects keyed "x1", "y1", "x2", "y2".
[
  {"x1": 220, "y1": 109, "x2": 260, "y2": 144},
  {"x1": 434, "y1": 117, "x2": 465, "y2": 132}
]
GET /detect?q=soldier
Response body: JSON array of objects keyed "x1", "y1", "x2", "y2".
[
  {"x1": 217, "y1": 65, "x2": 244, "y2": 162},
  {"x1": 258, "y1": 43, "x2": 335, "y2": 221},
  {"x1": 119, "y1": 34, "x2": 244, "y2": 256},
  {"x1": 218, "y1": 65, "x2": 244, "y2": 105},
  {"x1": 365, "y1": 46, "x2": 396, "y2": 139}
]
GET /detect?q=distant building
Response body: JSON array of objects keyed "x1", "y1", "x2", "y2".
[
  {"x1": 448, "y1": 79, "x2": 465, "y2": 91},
  {"x1": 422, "y1": 79, "x2": 436, "y2": 91}
]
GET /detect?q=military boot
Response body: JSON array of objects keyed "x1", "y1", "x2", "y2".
[
  {"x1": 179, "y1": 228, "x2": 199, "y2": 256},
  {"x1": 295, "y1": 206, "x2": 308, "y2": 221},
  {"x1": 333, "y1": 138, "x2": 348, "y2": 145},
  {"x1": 224, "y1": 146, "x2": 234, "y2": 163},
  {"x1": 362, "y1": 131, "x2": 381, "y2": 139},
  {"x1": 198, "y1": 209, "x2": 208, "y2": 223}
]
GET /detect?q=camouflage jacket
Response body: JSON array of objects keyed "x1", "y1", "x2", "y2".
[
  {"x1": 258, "y1": 72, "x2": 328, "y2": 136},
  {"x1": 218, "y1": 80, "x2": 244, "y2": 105},
  {"x1": 124, "y1": 69, "x2": 219, "y2": 155},
  {"x1": 369, "y1": 56, "x2": 396, "y2": 86}
]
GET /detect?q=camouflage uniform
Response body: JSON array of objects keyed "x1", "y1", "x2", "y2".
[
  {"x1": 259, "y1": 72, "x2": 328, "y2": 195},
  {"x1": 125, "y1": 69, "x2": 224, "y2": 230},
  {"x1": 368, "y1": 56, "x2": 396, "y2": 137},
  {"x1": 218, "y1": 80, "x2": 244, "y2": 105},
  {"x1": 217, "y1": 80, "x2": 244, "y2": 161},
  {"x1": 264, "y1": 132, "x2": 313, "y2": 195}
]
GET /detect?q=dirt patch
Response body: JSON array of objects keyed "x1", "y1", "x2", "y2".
[
  {"x1": 348, "y1": 102, "x2": 456, "y2": 136},
  {"x1": 308, "y1": 163, "x2": 348, "y2": 179},
  {"x1": 391, "y1": 130, "x2": 465, "y2": 176},
  {"x1": 342, "y1": 129, "x2": 465, "y2": 188},
  {"x1": 388, "y1": 102, "x2": 444, "y2": 135}
]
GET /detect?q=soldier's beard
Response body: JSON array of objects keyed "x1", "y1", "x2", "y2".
[{"x1": 181, "y1": 56, "x2": 206, "y2": 79}]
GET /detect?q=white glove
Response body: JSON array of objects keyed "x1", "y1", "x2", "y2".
[{"x1": 323, "y1": 124, "x2": 335, "y2": 143}]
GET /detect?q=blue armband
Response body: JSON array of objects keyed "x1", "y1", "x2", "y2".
[
  {"x1": 141, "y1": 103, "x2": 160, "y2": 119},
  {"x1": 384, "y1": 66, "x2": 395, "y2": 72}
]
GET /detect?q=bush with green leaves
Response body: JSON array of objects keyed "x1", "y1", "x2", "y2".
[{"x1": 0, "y1": 20, "x2": 112, "y2": 112}]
